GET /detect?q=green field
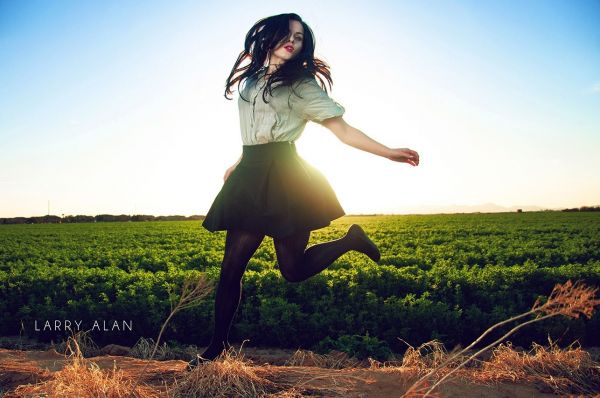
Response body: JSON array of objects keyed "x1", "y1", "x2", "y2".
[{"x1": 1, "y1": 212, "x2": 599, "y2": 359}]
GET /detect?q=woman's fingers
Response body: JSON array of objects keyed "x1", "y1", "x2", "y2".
[
  {"x1": 410, "y1": 151, "x2": 419, "y2": 165},
  {"x1": 405, "y1": 148, "x2": 419, "y2": 159},
  {"x1": 403, "y1": 148, "x2": 419, "y2": 165},
  {"x1": 389, "y1": 148, "x2": 420, "y2": 165},
  {"x1": 224, "y1": 164, "x2": 238, "y2": 181}
]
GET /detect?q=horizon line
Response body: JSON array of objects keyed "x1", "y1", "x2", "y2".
[{"x1": 2, "y1": 205, "x2": 600, "y2": 221}]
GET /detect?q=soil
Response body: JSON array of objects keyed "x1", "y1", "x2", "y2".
[{"x1": 0, "y1": 342, "x2": 567, "y2": 398}]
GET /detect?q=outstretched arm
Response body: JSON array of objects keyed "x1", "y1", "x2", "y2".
[{"x1": 319, "y1": 116, "x2": 420, "y2": 166}]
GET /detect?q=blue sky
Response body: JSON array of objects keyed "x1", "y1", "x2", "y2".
[{"x1": 1, "y1": 0, "x2": 599, "y2": 217}]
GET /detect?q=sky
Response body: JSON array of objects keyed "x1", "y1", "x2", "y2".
[{"x1": 1, "y1": 0, "x2": 599, "y2": 217}]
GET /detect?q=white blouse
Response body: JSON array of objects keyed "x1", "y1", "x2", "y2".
[{"x1": 238, "y1": 68, "x2": 346, "y2": 145}]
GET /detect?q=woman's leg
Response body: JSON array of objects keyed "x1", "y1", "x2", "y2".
[
  {"x1": 201, "y1": 229, "x2": 265, "y2": 360},
  {"x1": 274, "y1": 224, "x2": 380, "y2": 283}
]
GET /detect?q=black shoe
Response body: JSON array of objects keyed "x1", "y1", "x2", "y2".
[{"x1": 186, "y1": 354, "x2": 211, "y2": 371}]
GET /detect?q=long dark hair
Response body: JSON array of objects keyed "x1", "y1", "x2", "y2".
[{"x1": 225, "y1": 13, "x2": 335, "y2": 103}]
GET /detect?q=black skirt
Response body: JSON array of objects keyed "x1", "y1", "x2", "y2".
[{"x1": 202, "y1": 141, "x2": 345, "y2": 239}]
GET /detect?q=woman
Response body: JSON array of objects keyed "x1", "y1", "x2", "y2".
[{"x1": 188, "y1": 13, "x2": 419, "y2": 369}]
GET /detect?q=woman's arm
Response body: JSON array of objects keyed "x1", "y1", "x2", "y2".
[{"x1": 320, "y1": 116, "x2": 420, "y2": 166}]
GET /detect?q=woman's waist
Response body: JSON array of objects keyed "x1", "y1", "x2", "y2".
[{"x1": 242, "y1": 141, "x2": 297, "y2": 157}]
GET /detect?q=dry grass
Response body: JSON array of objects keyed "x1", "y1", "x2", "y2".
[
  {"x1": 170, "y1": 345, "x2": 278, "y2": 398},
  {"x1": 171, "y1": 343, "x2": 372, "y2": 398},
  {"x1": 52, "y1": 328, "x2": 101, "y2": 358},
  {"x1": 130, "y1": 337, "x2": 169, "y2": 361},
  {"x1": 261, "y1": 366, "x2": 373, "y2": 397},
  {"x1": 284, "y1": 348, "x2": 361, "y2": 369},
  {"x1": 533, "y1": 279, "x2": 600, "y2": 319},
  {"x1": 475, "y1": 340, "x2": 600, "y2": 396},
  {"x1": 396, "y1": 338, "x2": 600, "y2": 396},
  {"x1": 402, "y1": 279, "x2": 600, "y2": 398},
  {"x1": 3, "y1": 335, "x2": 159, "y2": 398},
  {"x1": 399, "y1": 340, "x2": 471, "y2": 372}
]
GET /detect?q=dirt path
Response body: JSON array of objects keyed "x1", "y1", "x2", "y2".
[{"x1": 0, "y1": 347, "x2": 565, "y2": 397}]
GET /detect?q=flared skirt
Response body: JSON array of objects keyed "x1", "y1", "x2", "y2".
[{"x1": 202, "y1": 141, "x2": 345, "y2": 238}]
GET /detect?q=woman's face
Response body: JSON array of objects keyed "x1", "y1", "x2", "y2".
[{"x1": 272, "y1": 19, "x2": 304, "y2": 62}]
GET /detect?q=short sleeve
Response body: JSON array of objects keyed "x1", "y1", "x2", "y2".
[{"x1": 292, "y1": 78, "x2": 345, "y2": 122}]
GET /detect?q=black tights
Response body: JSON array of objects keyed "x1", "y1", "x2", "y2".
[{"x1": 200, "y1": 226, "x2": 367, "y2": 359}]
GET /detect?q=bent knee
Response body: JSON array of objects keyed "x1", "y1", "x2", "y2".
[
  {"x1": 280, "y1": 272, "x2": 303, "y2": 283},
  {"x1": 278, "y1": 264, "x2": 303, "y2": 283}
]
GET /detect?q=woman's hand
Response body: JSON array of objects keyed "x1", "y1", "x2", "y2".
[
  {"x1": 386, "y1": 148, "x2": 420, "y2": 166},
  {"x1": 223, "y1": 155, "x2": 243, "y2": 182},
  {"x1": 223, "y1": 164, "x2": 238, "y2": 182}
]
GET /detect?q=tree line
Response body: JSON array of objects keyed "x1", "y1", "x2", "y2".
[
  {"x1": 0, "y1": 214, "x2": 205, "y2": 224},
  {"x1": 1, "y1": 205, "x2": 599, "y2": 224},
  {"x1": 561, "y1": 205, "x2": 600, "y2": 212}
]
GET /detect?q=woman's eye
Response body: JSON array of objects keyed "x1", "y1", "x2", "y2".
[{"x1": 277, "y1": 34, "x2": 302, "y2": 45}]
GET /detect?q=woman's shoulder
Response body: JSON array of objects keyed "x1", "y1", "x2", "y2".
[
  {"x1": 292, "y1": 74, "x2": 319, "y2": 87},
  {"x1": 286, "y1": 74, "x2": 345, "y2": 122},
  {"x1": 289, "y1": 75, "x2": 332, "y2": 98}
]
